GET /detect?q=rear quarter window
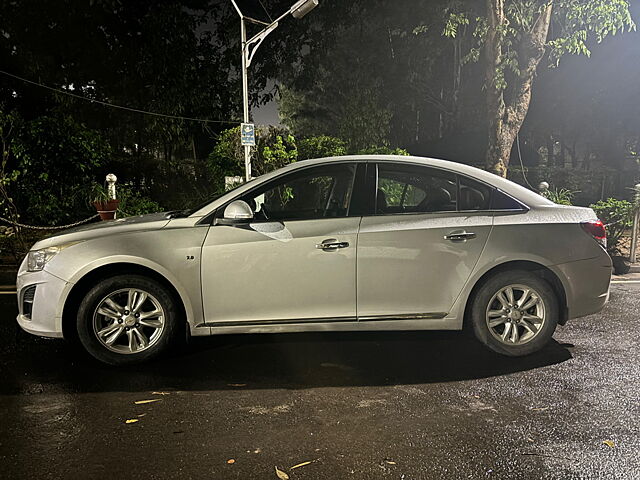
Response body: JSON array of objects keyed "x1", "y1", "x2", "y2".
[{"x1": 491, "y1": 189, "x2": 527, "y2": 211}]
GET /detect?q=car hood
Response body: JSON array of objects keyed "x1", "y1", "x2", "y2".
[{"x1": 31, "y1": 212, "x2": 172, "y2": 250}]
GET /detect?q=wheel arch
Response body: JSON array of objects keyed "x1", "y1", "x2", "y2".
[
  {"x1": 62, "y1": 263, "x2": 189, "y2": 342},
  {"x1": 463, "y1": 260, "x2": 568, "y2": 328}
]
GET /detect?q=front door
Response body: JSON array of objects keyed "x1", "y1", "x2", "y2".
[
  {"x1": 201, "y1": 162, "x2": 361, "y2": 324},
  {"x1": 357, "y1": 162, "x2": 494, "y2": 318}
]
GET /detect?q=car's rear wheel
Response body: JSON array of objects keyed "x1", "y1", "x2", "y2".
[
  {"x1": 469, "y1": 270, "x2": 559, "y2": 356},
  {"x1": 77, "y1": 275, "x2": 179, "y2": 365}
]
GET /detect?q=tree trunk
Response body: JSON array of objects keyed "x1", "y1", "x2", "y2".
[{"x1": 484, "y1": 0, "x2": 553, "y2": 177}]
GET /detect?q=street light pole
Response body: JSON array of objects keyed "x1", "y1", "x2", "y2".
[
  {"x1": 240, "y1": 17, "x2": 251, "y2": 181},
  {"x1": 230, "y1": 0, "x2": 319, "y2": 182}
]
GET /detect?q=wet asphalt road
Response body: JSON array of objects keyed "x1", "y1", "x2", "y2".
[{"x1": 0, "y1": 283, "x2": 638, "y2": 480}]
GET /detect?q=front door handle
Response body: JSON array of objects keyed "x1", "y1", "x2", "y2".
[
  {"x1": 316, "y1": 238, "x2": 350, "y2": 251},
  {"x1": 444, "y1": 231, "x2": 476, "y2": 242}
]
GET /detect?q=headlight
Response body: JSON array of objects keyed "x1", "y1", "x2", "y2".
[{"x1": 26, "y1": 243, "x2": 80, "y2": 272}]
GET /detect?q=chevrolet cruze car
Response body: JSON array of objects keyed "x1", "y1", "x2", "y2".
[{"x1": 17, "y1": 155, "x2": 612, "y2": 365}]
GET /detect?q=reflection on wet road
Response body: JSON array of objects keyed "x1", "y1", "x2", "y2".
[{"x1": 1, "y1": 284, "x2": 638, "y2": 479}]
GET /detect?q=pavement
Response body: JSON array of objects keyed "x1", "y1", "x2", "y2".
[
  {"x1": 0, "y1": 283, "x2": 639, "y2": 480},
  {"x1": 611, "y1": 262, "x2": 640, "y2": 282}
]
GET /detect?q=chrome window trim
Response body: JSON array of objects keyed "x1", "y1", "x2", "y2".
[
  {"x1": 205, "y1": 160, "x2": 364, "y2": 226},
  {"x1": 371, "y1": 160, "x2": 530, "y2": 217}
]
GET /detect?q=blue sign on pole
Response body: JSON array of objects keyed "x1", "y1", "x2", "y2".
[{"x1": 241, "y1": 123, "x2": 255, "y2": 146}]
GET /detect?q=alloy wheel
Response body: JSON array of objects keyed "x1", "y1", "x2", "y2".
[
  {"x1": 485, "y1": 284, "x2": 546, "y2": 346},
  {"x1": 92, "y1": 288, "x2": 165, "y2": 354}
]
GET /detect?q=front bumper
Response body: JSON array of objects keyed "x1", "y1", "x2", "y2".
[
  {"x1": 16, "y1": 263, "x2": 70, "y2": 338},
  {"x1": 553, "y1": 252, "x2": 612, "y2": 320}
]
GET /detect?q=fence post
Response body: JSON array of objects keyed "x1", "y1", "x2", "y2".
[
  {"x1": 630, "y1": 183, "x2": 640, "y2": 264},
  {"x1": 106, "y1": 173, "x2": 117, "y2": 200},
  {"x1": 538, "y1": 181, "x2": 549, "y2": 197}
]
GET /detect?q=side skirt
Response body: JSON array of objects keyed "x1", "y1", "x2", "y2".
[{"x1": 197, "y1": 313, "x2": 458, "y2": 336}]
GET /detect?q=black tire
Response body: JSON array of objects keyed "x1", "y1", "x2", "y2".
[
  {"x1": 76, "y1": 275, "x2": 180, "y2": 365},
  {"x1": 469, "y1": 270, "x2": 559, "y2": 357}
]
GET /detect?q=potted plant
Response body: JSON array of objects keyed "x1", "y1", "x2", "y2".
[{"x1": 89, "y1": 183, "x2": 119, "y2": 220}]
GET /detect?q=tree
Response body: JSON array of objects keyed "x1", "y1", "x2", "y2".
[{"x1": 481, "y1": 0, "x2": 634, "y2": 177}]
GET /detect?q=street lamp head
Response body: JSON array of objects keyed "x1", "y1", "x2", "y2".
[{"x1": 291, "y1": 0, "x2": 318, "y2": 19}]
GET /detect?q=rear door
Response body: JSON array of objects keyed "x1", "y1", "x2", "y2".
[{"x1": 357, "y1": 162, "x2": 494, "y2": 319}]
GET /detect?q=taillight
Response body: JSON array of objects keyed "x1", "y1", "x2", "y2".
[{"x1": 581, "y1": 220, "x2": 607, "y2": 248}]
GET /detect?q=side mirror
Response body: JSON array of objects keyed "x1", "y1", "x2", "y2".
[{"x1": 215, "y1": 200, "x2": 253, "y2": 225}]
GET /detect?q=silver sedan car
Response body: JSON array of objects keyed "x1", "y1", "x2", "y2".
[{"x1": 17, "y1": 155, "x2": 612, "y2": 365}]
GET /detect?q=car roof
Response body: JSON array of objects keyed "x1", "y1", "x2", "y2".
[{"x1": 191, "y1": 154, "x2": 552, "y2": 217}]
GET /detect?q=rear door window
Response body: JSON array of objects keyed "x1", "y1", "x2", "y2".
[
  {"x1": 458, "y1": 176, "x2": 492, "y2": 211},
  {"x1": 376, "y1": 163, "x2": 457, "y2": 214}
]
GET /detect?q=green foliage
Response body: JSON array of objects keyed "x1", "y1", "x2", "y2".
[
  {"x1": 543, "y1": 187, "x2": 576, "y2": 205},
  {"x1": 356, "y1": 146, "x2": 411, "y2": 156},
  {"x1": 1, "y1": 109, "x2": 110, "y2": 225},
  {"x1": 262, "y1": 134, "x2": 298, "y2": 172},
  {"x1": 87, "y1": 182, "x2": 110, "y2": 204},
  {"x1": 298, "y1": 136, "x2": 348, "y2": 160},
  {"x1": 548, "y1": 0, "x2": 636, "y2": 65},
  {"x1": 116, "y1": 185, "x2": 163, "y2": 217},
  {"x1": 443, "y1": 12, "x2": 470, "y2": 38},
  {"x1": 206, "y1": 126, "x2": 299, "y2": 189},
  {"x1": 507, "y1": 165, "x2": 623, "y2": 207},
  {"x1": 206, "y1": 127, "x2": 244, "y2": 194},
  {"x1": 590, "y1": 198, "x2": 634, "y2": 255}
]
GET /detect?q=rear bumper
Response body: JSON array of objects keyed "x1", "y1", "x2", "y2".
[{"x1": 553, "y1": 252, "x2": 612, "y2": 320}]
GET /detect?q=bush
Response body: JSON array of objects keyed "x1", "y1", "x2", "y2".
[
  {"x1": 590, "y1": 198, "x2": 634, "y2": 255},
  {"x1": 298, "y1": 136, "x2": 347, "y2": 160},
  {"x1": 261, "y1": 134, "x2": 297, "y2": 173},
  {"x1": 356, "y1": 146, "x2": 410, "y2": 156},
  {"x1": 116, "y1": 185, "x2": 163, "y2": 217},
  {"x1": 206, "y1": 127, "x2": 245, "y2": 194},
  {"x1": 544, "y1": 187, "x2": 576, "y2": 205},
  {"x1": 1, "y1": 110, "x2": 111, "y2": 225}
]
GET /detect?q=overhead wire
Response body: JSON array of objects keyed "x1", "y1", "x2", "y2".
[
  {"x1": 258, "y1": 0, "x2": 274, "y2": 22},
  {"x1": 0, "y1": 69, "x2": 240, "y2": 125},
  {"x1": 516, "y1": 132, "x2": 536, "y2": 190}
]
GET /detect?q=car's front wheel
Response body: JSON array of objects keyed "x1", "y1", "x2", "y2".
[
  {"x1": 76, "y1": 275, "x2": 180, "y2": 365},
  {"x1": 469, "y1": 270, "x2": 559, "y2": 356}
]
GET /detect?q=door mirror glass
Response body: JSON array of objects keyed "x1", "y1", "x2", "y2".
[{"x1": 223, "y1": 200, "x2": 254, "y2": 221}]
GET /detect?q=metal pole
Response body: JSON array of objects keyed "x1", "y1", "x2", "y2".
[
  {"x1": 240, "y1": 18, "x2": 251, "y2": 181},
  {"x1": 630, "y1": 184, "x2": 640, "y2": 264}
]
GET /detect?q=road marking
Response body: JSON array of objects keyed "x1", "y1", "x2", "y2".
[{"x1": 611, "y1": 280, "x2": 640, "y2": 284}]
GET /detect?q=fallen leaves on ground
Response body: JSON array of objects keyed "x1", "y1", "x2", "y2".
[
  {"x1": 603, "y1": 440, "x2": 615, "y2": 448},
  {"x1": 384, "y1": 460, "x2": 397, "y2": 465},
  {"x1": 275, "y1": 466, "x2": 289, "y2": 479},
  {"x1": 135, "y1": 399, "x2": 162, "y2": 405},
  {"x1": 125, "y1": 419, "x2": 139, "y2": 424},
  {"x1": 530, "y1": 407, "x2": 550, "y2": 412}
]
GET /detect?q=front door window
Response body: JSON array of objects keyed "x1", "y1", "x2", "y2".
[{"x1": 240, "y1": 163, "x2": 356, "y2": 222}]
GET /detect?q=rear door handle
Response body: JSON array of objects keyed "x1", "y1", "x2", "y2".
[
  {"x1": 316, "y1": 238, "x2": 350, "y2": 251},
  {"x1": 444, "y1": 231, "x2": 476, "y2": 242}
]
